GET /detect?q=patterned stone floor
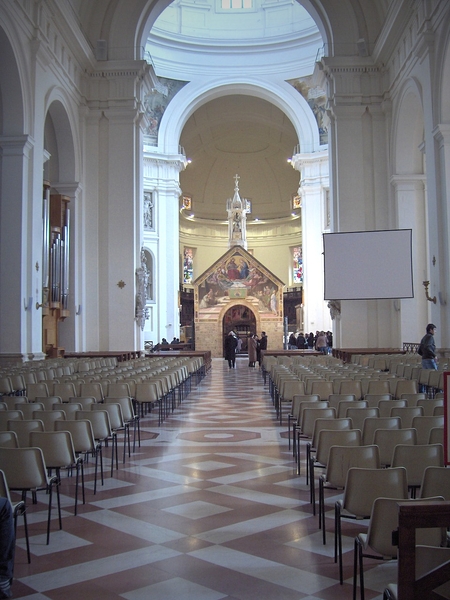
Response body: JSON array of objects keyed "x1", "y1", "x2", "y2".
[{"x1": 11, "y1": 357, "x2": 396, "y2": 599}]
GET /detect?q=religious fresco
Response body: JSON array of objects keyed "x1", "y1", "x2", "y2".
[
  {"x1": 287, "y1": 76, "x2": 329, "y2": 146},
  {"x1": 194, "y1": 247, "x2": 283, "y2": 321}
]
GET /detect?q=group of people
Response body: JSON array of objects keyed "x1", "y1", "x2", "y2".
[
  {"x1": 288, "y1": 330, "x2": 332, "y2": 354},
  {"x1": 224, "y1": 331, "x2": 268, "y2": 369}
]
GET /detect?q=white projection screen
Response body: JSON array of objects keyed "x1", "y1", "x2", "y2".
[{"x1": 323, "y1": 229, "x2": 414, "y2": 300}]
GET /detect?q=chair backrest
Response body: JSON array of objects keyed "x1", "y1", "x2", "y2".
[
  {"x1": 372, "y1": 427, "x2": 417, "y2": 467},
  {"x1": 71, "y1": 396, "x2": 96, "y2": 409},
  {"x1": 342, "y1": 466, "x2": 408, "y2": 517},
  {"x1": 0, "y1": 410, "x2": 24, "y2": 430},
  {"x1": 345, "y1": 407, "x2": 379, "y2": 432},
  {"x1": 363, "y1": 393, "x2": 392, "y2": 408},
  {"x1": 314, "y1": 428, "x2": 361, "y2": 466},
  {"x1": 394, "y1": 379, "x2": 418, "y2": 399},
  {"x1": 327, "y1": 394, "x2": 356, "y2": 410},
  {"x1": 107, "y1": 382, "x2": 131, "y2": 399},
  {"x1": 301, "y1": 407, "x2": 336, "y2": 438},
  {"x1": 338, "y1": 379, "x2": 363, "y2": 399},
  {"x1": 325, "y1": 445, "x2": 380, "y2": 488},
  {"x1": 366, "y1": 380, "x2": 391, "y2": 396},
  {"x1": 420, "y1": 466, "x2": 450, "y2": 501},
  {"x1": 0, "y1": 446, "x2": 49, "y2": 489},
  {"x1": 30, "y1": 430, "x2": 77, "y2": 468},
  {"x1": 35, "y1": 396, "x2": 63, "y2": 410},
  {"x1": 336, "y1": 400, "x2": 368, "y2": 418},
  {"x1": 53, "y1": 403, "x2": 82, "y2": 419},
  {"x1": 92, "y1": 402, "x2": 124, "y2": 429},
  {"x1": 55, "y1": 419, "x2": 95, "y2": 453},
  {"x1": 105, "y1": 396, "x2": 135, "y2": 421},
  {"x1": 411, "y1": 415, "x2": 445, "y2": 445},
  {"x1": 428, "y1": 427, "x2": 444, "y2": 445},
  {"x1": 364, "y1": 496, "x2": 445, "y2": 558},
  {"x1": 309, "y1": 380, "x2": 334, "y2": 400},
  {"x1": 34, "y1": 410, "x2": 66, "y2": 431},
  {"x1": 400, "y1": 392, "x2": 427, "y2": 406},
  {"x1": 79, "y1": 383, "x2": 104, "y2": 403},
  {"x1": 377, "y1": 398, "x2": 407, "y2": 418},
  {"x1": 53, "y1": 382, "x2": 78, "y2": 402},
  {"x1": 17, "y1": 402, "x2": 44, "y2": 419},
  {"x1": 280, "y1": 379, "x2": 305, "y2": 401},
  {"x1": 361, "y1": 416, "x2": 401, "y2": 445},
  {"x1": 76, "y1": 409, "x2": 112, "y2": 440},
  {"x1": 291, "y1": 395, "x2": 320, "y2": 420},
  {"x1": 25, "y1": 382, "x2": 49, "y2": 401},
  {"x1": 135, "y1": 382, "x2": 162, "y2": 403},
  {"x1": 390, "y1": 406, "x2": 423, "y2": 428},
  {"x1": 7, "y1": 418, "x2": 45, "y2": 447},
  {"x1": 0, "y1": 431, "x2": 19, "y2": 448},
  {"x1": 311, "y1": 417, "x2": 353, "y2": 448},
  {"x1": 391, "y1": 443, "x2": 444, "y2": 488},
  {"x1": 417, "y1": 399, "x2": 444, "y2": 417}
]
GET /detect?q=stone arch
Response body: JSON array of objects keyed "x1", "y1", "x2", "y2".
[{"x1": 157, "y1": 78, "x2": 320, "y2": 157}]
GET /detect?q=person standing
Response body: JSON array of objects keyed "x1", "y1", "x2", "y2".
[
  {"x1": 419, "y1": 323, "x2": 438, "y2": 370},
  {"x1": 315, "y1": 331, "x2": 328, "y2": 354},
  {"x1": 248, "y1": 333, "x2": 258, "y2": 367},
  {"x1": 258, "y1": 331, "x2": 267, "y2": 369},
  {"x1": 224, "y1": 331, "x2": 238, "y2": 369},
  {"x1": 0, "y1": 497, "x2": 14, "y2": 599}
]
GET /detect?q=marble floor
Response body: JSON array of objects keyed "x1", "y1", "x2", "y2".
[{"x1": 10, "y1": 357, "x2": 396, "y2": 599}]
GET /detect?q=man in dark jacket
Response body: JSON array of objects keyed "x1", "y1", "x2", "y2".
[{"x1": 419, "y1": 323, "x2": 438, "y2": 370}]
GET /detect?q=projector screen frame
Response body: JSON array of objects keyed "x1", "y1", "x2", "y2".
[{"x1": 323, "y1": 229, "x2": 414, "y2": 301}]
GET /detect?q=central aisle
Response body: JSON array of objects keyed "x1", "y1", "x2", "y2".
[{"x1": 13, "y1": 357, "x2": 392, "y2": 599}]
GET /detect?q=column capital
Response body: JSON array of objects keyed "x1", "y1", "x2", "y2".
[{"x1": 0, "y1": 135, "x2": 34, "y2": 157}]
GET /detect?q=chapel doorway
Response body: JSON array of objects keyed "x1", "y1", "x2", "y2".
[{"x1": 223, "y1": 304, "x2": 256, "y2": 355}]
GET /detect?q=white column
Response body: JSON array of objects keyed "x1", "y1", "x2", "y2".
[
  {"x1": 144, "y1": 155, "x2": 186, "y2": 344},
  {"x1": 0, "y1": 135, "x2": 37, "y2": 362},
  {"x1": 391, "y1": 177, "x2": 428, "y2": 344},
  {"x1": 291, "y1": 151, "x2": 331, "y2": 334}
]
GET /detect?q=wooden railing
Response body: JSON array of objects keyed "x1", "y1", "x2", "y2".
[{"x1": 396, "y1": 500, "x2": 450, "y2": 600}]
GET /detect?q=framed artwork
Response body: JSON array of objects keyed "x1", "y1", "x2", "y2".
[{"x1": 292, "y1": 194, "x2": 302, "y2": 210}]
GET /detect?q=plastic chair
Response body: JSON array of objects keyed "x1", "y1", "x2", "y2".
[
  {"x1": 411, "y1": 415, "x2": 444, "y2": 445},
  {"x1": 328, "y1": 394, "x2": 357, "y2": 411},
  {"x1": 0, "y1": 432, "x2": 19, "y2": 453},
  {"x1": 417, "y1": 399, "x2": 444, "y2": 417},
  {"x1": 309, "y1": 380, "x2": 334, "y2": 401},
  {"x1": 363, "y1": 393, "x2": 392, "y2": 408},
  {"x1": 335, "y1": 466, "x2": 408, "y2": 584},
  {"x1": 33, "y1": 410, "x2": 66, "y2": 431},
  {"x1": 365, "y1": 380, "x2": 391, "y2": 396},
  {"x1": 338, "y1": 380, "x2": 363, "y2": 400},
  {"x1": 0, "y1": 468, "x2": 29, "y2": 563},
  {"x1": 372, "y1": 427, "x2": 417, "y2": 467},
  {"x1": 30, "y1": 430, "x2": 84, "y2": 515},
  {"x1": 107, "y1": 382, "x2": 131, "y2": 399},
  {"x1": 92, "y1": 403, "x2": 130, "y2": 463},
  {"x1": 16, "y1": 402, "x2": 44, "y2": 419},
  {"x1": 309, "y1": 427, "x2": 361, "y2": 513},
  {"x1": 420, "y1": 466, "x2": 450, "y2": 500},
  {"x1": 345, "y1": 407, "x2": 379, "y2": 432},
  {"x1": 377, "y1": 399, "x2": 407, "y2": 418},
  {"x1": 391, "y1": 443, "x2": 444, "y2": 497},
  {"x1": 52, "y1": 402, "x2": 82, "y2": 419},
  {"x1": 55, "y1": 419, "x2": 102, "y2": 494},
  {"x1": 319, "y1": 444, "x2": 380, "y2": 535},
  {"x1": 34, "y1": 396, "x2": 63, "y2": 410},
  {"x1": 389, "y1": 405, "x2": 422, "y2": 428},
  {"x1": 337, "y1": 400, "x2": 367, "y2": 418},
  {"x1": 277, "y1": 378, "x2": 305, "y2": 425},
  {"x1": 25, "y1": 382, "x2": 50, "y2": 401},
  {"x1": 7, "y1": 419, "x2": 44, "y2": 447},
  {"x1": 0, "y1": 446, "x2": 60, "y2": 545},
  {"x1": 134, "y1": 382, "x2": 162, "y2": 422},
  {"x1": 354, "y1": 496, "x2": 445, "y2": 600},
  {"x1": 289, "y1": 394, "x2": 320, "y2": 454},
  {"x1": 428, "y1": 427, "x2": 444, "y2": 445},
  {"x1": 105, "y1": 396, "x2": 140, "y2": 451},
  {"x1": 399, "y1": 392, "x2": 427, "y2": 406},
  {"x1": 76, "y1": 410, "x2": 117, "y2": 476},
  {"x1": 0, "y1": 377, "x2": 13, "y2": 396},
  {"x1": 52, "y1": 382, "x2": 78, "y2": 402},
  {"x1": 70, "y1": 396, "x2": 96, "y2": 410},
  {"x1": 394, "y1": 379, "x2": 418, "y2": 399},
  {"x1": 361, "y1": 416, "x2": 401, "y2": 445},
  {"x1": 306, "y1": 417, "x2": 353, "y2": 482},
  {"x1": 79, "y1": 383, "x2": 104, "y2": 403},
  {"x1": 0, "y1": 410, "x2": 24, "y2": 430}
]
